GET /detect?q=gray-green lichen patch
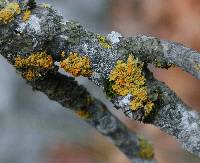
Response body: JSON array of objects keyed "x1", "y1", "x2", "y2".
[
  {"x1": 117, "y1": 35, "x2": 172, "y2": 68},
  {"x1": 17, "y1": 14, "x2": 42, "y2": 34},
  {"x1": 114, "y1": 94, "x2": 134, "y2": 119},
  {"x1": 154, "y1": 102, "x2": 200, "y2": 157},
  {"x1": 120, "y1": 34, "x2": 200, "y2": 79},
  {"x1": 161, "y1": 40, "x2": 200, "y2": 79},
  {"x1": 96, "y1": 114, "x2": 118, "y2": 134},
  {"x1": 138, "y1": 136, "x2": 154, "y2": 160},
  {"x1": 112, "y1": 95, "x2": 145, "y2": 120},
  {"x1": 0, "y1": 0, "x2": 8, "y2": 9},
  {"x1": 107, "y1": 31, "x2": 122, "y2": 45}
]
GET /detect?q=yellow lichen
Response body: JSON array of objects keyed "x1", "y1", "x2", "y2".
[
  {"x1": 0, "y1": 2, "x2": 21, "y2": 24},
  {"x1": 97, "y1": 35, "x2": 111, "y2": 49},
  {"x1": 22, "y1": 69, "x2": 38, "y2": 81},
  {"x1": 15, "y1": 52, "x2": 53, "y2": 81},
  {"x1": 75, "y1": 109, "x2": 90, "y2": 119},
  {"x1": 109, "y1": 55, "x2": 154, "y2": 115},
  {"x1": 15, "y1": 52, "x2": 53, "y2": 69},
  {"x1": 41, "y1": 3, "x2": 51, "y2": 8},
  {"x1": 60, "y1": 51, "x2": 65, "y2": 57},
  {"x1": 139, "y1": 136, "x2": 154, "y2": 160},
  {"x1": 22, "y1": 9, "x2": 31, "y2": 22},
  {"x1": 194, "y1": 63, "x2": 200, "y2": 71},
  {"x1": 60, "y1": 52, "x2": 92, "y2": 77}
]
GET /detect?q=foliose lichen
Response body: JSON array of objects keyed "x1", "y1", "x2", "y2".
[
  {"x1": 139, "y1": 136, "x2": 154, "y2": 160},
  {"x1": 60, "y1": 52, "x2": 92, "y2": 77},
  {"x1": 109, "y1": 55, "x2": 154, "y2": 115},
  {"x1": 0, "y1": 2, "x2": 21, "y2": 24},
  {"x1": 15, "y1": 51, "x2": 53, "y2": 81},
  {"x1": 65, "y1": 21, "x2": 87, "y2": 44},
  {"x1": 107, "y1": 31, "x2": 122, "y2": 44}
]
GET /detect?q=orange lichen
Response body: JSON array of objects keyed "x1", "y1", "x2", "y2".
[
  {"x1": 60, "y1": 52, "x2": 92, "y2": 77},
  {"x1": 22, "y1": 9, "x2": 31, "y2": 22},
  {"x1": 109, "y1": 55, "x2": 154, "y2": 115},
  {"x1": 0, "y1": 2, "x2": 21, "y2": 24},
  {"x1": 22, "y1": 69, "x2": 38, "y2": 81},
  {"x1": 76, "y1": 110, "x2": 90, "y2": 119},
  {"x1": 15, "y1": 52, "x2": 53, "y2": 69},
  {"x1": 15, "y1": 52, "x2": 53, "y2": 81}
]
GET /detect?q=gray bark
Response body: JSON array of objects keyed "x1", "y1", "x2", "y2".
[{"x1": 0, "y1": 0, "x2": 199, "y2": 160}]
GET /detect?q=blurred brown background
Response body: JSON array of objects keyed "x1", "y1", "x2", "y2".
[{"x1": 0, "y1": 0, "x2": 200, "y2": 163}]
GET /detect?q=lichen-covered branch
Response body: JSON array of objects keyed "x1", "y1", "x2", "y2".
[
  {"x1": 120, "y1": 36, "x2": 200, "y2": 79},
  {"x1": 0, "y1": 0, "x2": 199, "y2": 159},
  {"x1": 30, "y1": 72, "x2": 155, "y2": 163},
  {"x1": 0, "y1": 1, "x2": 156, "y2": 162}
]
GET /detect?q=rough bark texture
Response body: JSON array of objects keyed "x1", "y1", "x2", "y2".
[
  {"x1": 0, "y1": 0, "x2": 200, "y2": 161},
  {"x1": 30, "y1": 72, "x2": 154, "y2": 163}
]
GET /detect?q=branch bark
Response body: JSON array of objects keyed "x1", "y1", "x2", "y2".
[
  {"x1": 0, "y1": 1, "x2": 156, "y2": 162},
  {"x1": 0, "y1": 0, "x2": 199, "y2": 160},
  {"x1": 30, "y1": 72, "x2": 155, "y2": 163}
]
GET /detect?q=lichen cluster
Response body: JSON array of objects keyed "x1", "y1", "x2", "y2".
[
  {"x1": 15, "y1": 52, "x2": 53, "y2": 81},
  {"x1": 41, "y1": 3, "x2": 51, "y2": 9},
  {"x1": 194, "y1": 63, "x2": 200, "y2": 71},
  {"x1": 75, "y1": 109, "x2": 90, "y2": 119},
  {"x1": 22, "y1": 9, "x2": 31, "y2": 22},
  {"x1": 22, "y1": 69, "x2": 37, "y2": 81},
  {"x1": 60, "y1": 52, "x2": 92, "y2": 77},
  {"x1": 97, "y1": 35, "x2": 111, "y2": 49},
  {"x1": 60, "y1": 51, "x2": 65, "y2": 57},
  {"x1": 139, "y1": 136, "x2": 154, "y2": 160},
  {"x1": 0, "y1": 2, "x2": 21, "y2": 24},
  {"x1": 0, "y1": 0, "x2": 7, "y2": 9},
  {"x1": 109, "y1": 55, "x2": 154, "y2": 115}
]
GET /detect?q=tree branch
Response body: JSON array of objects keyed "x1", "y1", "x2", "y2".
[
  {"x1": 30, "y1": 72, "x2": 155, "y2": 163},
  {"x1": 122, "y1": 36, "x2": 200, "y2": 79},
  {"x1": 0, "y1": 1, "x2": 156, "y2": 162},
  {"x1": 0, "y1": 0, "x2": 199, "y2": 159}
]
